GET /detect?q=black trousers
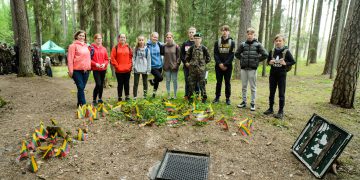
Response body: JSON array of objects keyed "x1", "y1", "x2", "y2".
[
  {"x1": 116, "y1": 72, "x2": 130, "y2": 99},
  {"x1": 93, "y1": 70, "x2": 106, "y2": 101},
  {"x1": 215, "y1": 65, "x2": 232, "y2": 99},
  {"x1": 151, "y1": 68, "x2": 163, "y2": 91},
  {"x1": 269, "y1": 72, "x2": 286, "y2": 112}
]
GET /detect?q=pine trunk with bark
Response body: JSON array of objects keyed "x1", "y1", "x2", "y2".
[
  {"x1": 10, "y1": 0, "x2": 18, "y2": 46},
  {"x1": 94, "y1": 0, "x2": 102, "y2": 34},
  {"x1": 234, "y1": 0, "x2": 252, "y2": 80},
  {"x1": 271, "y1": 0, "x2": 282, "y2": 37},
  {"x1": 109, "y1": 0, "x2": 116, "y2": 78},
  {"x1": 323, "y1": 0, "x2": 343, "y2": 75},
  {"x1": 12, "y1": 0, "x2": 33, "y2": 77},
  {"x1": 259, "y1": 0, "x2": 267, "y2": 77},
  {"x1": 33, "y1": 0, "x2": 42, "y2": 58},
  {"x1": 308, "y1": 0, "x2": 324, "y2": 64},
  {"x1": 305, "y1": 0, "x2": 316, "y2": 65},
  {"x1": 294, "y1": 0, "x2": 304, "y2": 76},
  {"x1": 154, "y1": 0, "x2": 163, "y2": 41},
  {"x1": 61, "y1": 0, "x2": 68, "y2": 40},
  {"x1": 71, "y1": 0, "x2": 76, "y2": 33},
  {"x1": 78, "y1": 0, "x2": 86, "y2": 30},
  {"x1": 330, "y1": 0, "x2": 360, "y2": 108},
  {"x1": 165, "y1": 0, "x2": 171, "y2": 38}
]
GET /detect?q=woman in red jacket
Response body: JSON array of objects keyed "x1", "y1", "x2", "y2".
[
  {"x1": 90, "y1": 34, "x2": 109, "y2": 104},
  {"x1": 67, "y1": 30, "x2": 91, "y2": 107},
  {"x1": 111, "y1": 34, "x2": 133, "y2": 101}
]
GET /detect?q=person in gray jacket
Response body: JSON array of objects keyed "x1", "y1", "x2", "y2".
[
  {"x1": 235, "y1": 28, "x2": 268, "y2": 111},
  {"x1": 132, "y1": 35, "x2": 151, "y2": 99}
]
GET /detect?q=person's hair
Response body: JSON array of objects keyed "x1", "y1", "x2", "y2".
[
  {"x1": 135, "y1": 35, "x2": 146, "y2": 51},
  {"x1": 246, "y1": 27, "x2": 256, "y2": 34},
  {"x1": 221, "y1": 25, "x2": 230, "y2": 31},
  {"x1": 274, "y1": 34, "x2": 286, "y2": 42},
  {"x1": 188, "y1": 27, "x2": 196, "y2": 32},
  {"x1": 151, "y1": 32, "x2": 159, "y2": 37},
  {"x1": 165, "y1": 32, "x2": 174, "y2": 38},
  {"x1": 74, "y1": 30, "x2": 87, "y2": 42},
  {"x1": 94, "y1": 33, "x2": 102, "y2": 40}
]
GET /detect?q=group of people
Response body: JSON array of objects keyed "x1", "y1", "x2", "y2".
[
  {"x1": 0, "y1": 43, "x2": 17, "y2": 75},
  {"x1": 67, "y1": 25, "x2": 295, "y2": 119}
]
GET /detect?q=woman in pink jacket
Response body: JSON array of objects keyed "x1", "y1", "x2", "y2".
[
  {"x1": 89, "y1": 34, "x2": 108, "y2": 104},
  {"x1": 67, "y1": 30, "x2": 91, "y2": 107}
]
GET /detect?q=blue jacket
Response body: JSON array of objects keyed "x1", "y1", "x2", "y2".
[{"x1": 147, "y1": 40, "x2": 162, "y2": 69}]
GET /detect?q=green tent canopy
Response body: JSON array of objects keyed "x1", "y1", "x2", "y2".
[{"x1": 41, "y1": 40, "x2": 65, "y2": 54}]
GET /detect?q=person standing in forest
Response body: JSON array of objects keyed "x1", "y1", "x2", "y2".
[
  {"x1": 161, "y1": 32, "x2": 180, "y2": 99},
  {"x1": 147, "y1": 32, "x2": 163, "y2": 98},
  {"x1": 235, "y1": 28, "x2": 268, "y2": 111},
  {"x1": 132, "y1": 35, "x2": 151, "y2": 99},
  {"x1": 67, "y1": 30, "x2": 91, "y2": 107},
  {"x1": 111, "y1": 34, "x2": 133, "y2": 102},
  {"x1": 213, "y1": 25, "x2": 235, "y2": 105},
  {"x1": 185, "y1": 33, "x2": 211, "y2": 103},
  {"x1": 180, "y1": 27, "x2": 200, "y2": 99},
  {"x1": 263, "y1": 34, "x2": 296, "y2": 119},
  {"x1": 89, "y1": 33, "x2": 109, "y2": 105}
]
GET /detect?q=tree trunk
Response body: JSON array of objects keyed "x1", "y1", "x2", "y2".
[
  {"x1": 323, "y1": 0, "x2": 343, "y2": 75},
  {"x1": 287, "y1": 0, "x2": 295, "y2": 48},
  {"x1": 10, "y1": 0, "x2": 18, "y2": 46},
  {"x1": 305, "y1": 0, "x2": 316, "y2": 65},
  {"x1": 94, "y1": 0, "x2": 102, "y2": 34},
  {"x1": 308, "y1": 0, "x2": 324, "y2": 64},
  {"x1": 109, "y1": 0, "x2": 115, "y2": 78},
  {"x1": 115, "y1": 0, "x2": 119, "y2": 36},
  {"x1": 61, "y1": 0, "x2": 68, "y2": 41},
  {"x1": 78, "y1": 0, "x2": 86, "y2": 30},
  {"x1": 294, "y1": 0, "x2": 304, "y2": 76},
  {"x1": 12, "y1": 0, "x2": 33, "y2": 77},
  {"x1": 234, "y1": 0, "x2": 252, "y2": 80},
  {"x1": 154, "y1": 0, "x2": 163, "y2": 41},
  {"x1": 271, "y1": 0, "x2": 282, "y2": 37},
  {"x1": 259, "y1": 0, "x2": 267, "y2": 77},
  {"x1": 318, "y1": 0, "x2": 332, "y2": 59},
  {"x1": 71, "y1": 0, "x2": 76, "y2": 33},
  {"x1": 164, "y1": 0, "x2": 171, "y2": 38},
  {"x1": 265, "y1": 0, "x2": 270, "y2": 50},
  {"x1": 330, "y1": 0, "x2": 360, "y2": 108},
  {"x1": 33, "y1": 0, "x2": 42, "y2": 58},
  {"x1": 330, "y1": 0, "x2": 349, "y2": 79}
]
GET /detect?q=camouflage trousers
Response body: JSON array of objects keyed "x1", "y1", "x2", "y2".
[{"x1": 188, "y1": 70, "x2": 207, "y2": 99}]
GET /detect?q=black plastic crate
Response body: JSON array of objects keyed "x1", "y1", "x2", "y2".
[
  {"x1": 292, "y1": 114, "x2": 353, "y2": 178},
  {"x1": 155, "y1": 149, "x2": 210, "y2": 180}
]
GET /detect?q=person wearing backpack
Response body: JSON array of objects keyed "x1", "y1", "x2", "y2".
[
  {"x1": 263, "y1": 34, "x2": 296, "y2": 119},
  {"x1": 132, "y1": 35, "x2": 151, "y2": 99},
  {"x1": 67, "y1": 30, "x2": 91, "y2": 107},
  {"x1": 89, "y1": 33, "x2": 108, "y2": 105},
  {"x1": 111, "y1": 33, "x2": 133, "y2": 102},
  {"x1": 235, "y1": 27, "x2": 268, "y2": 111},
  {"x1": 185, "y1": 33, "x2": 211, "y2": 103},
  {"x1": 213, "y1": 25, "x2": 235, "y2": 105},
  {"x1": 161, "y1": 32, "x2": 180, "y2": 99},
  {"x1": 147, "y1": 32, "x2": 163, "y2": 98}
]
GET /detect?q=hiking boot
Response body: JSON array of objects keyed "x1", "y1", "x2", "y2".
[
  {"x1": 250, "y1": 103, "x2": 256, "y2": 111},
  {"x1": 274, "y1": 112, "x2": 284, "y2": 119},
  {"x1": 212, "y1": 97, "x2": 219, "y2": 103},
  {"x1": 149, "y1": 79, "x2": 154, "y2": 86},
  {"x1": 263, "y1": 108, "x2": 274, "y2": 115},
  {"x1": 237, "y1": 101, "x2": 246, "y2": 108},
  {"x1": 226, "y1": 99, "x2": 231, "y2": 105}
]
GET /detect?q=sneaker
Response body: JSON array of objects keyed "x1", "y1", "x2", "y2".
[
  {"x1": 173, "y1": 96, "x2": 177, "y2": 100},
  {"x1": 149, "y1": 79, "x2": 154, "y2": 86},
  {"x1": 118, "y1": 97, "x2": 122, "y2": 102},
  {"x1": 212, "y1": 98, "x2": 219, "y2": 103},
  {"x1": 263, "y1": 108, "x2": 274, "y2": 115},
  {"x1": 274, "y1": 112, "x2": 284, "y2": 119},
  {"x1": 92, "y1": 100, "x2": 97, "y2": 105},
  {"x1": 97, "y1": 99, "x2": 103, "y2": 104},
  {"x1": 226, "y1": 99, "x2": 231, "y2": 105},
  {"x1": 133, "y1": 97, "x2": 137, "y2": 100},
  {"x1": 237, "y1": 101, "x2": 246, "y2": 108},
  {"x1": 250, "y1": 103, "x2": 255, "y2": 111},
  {"x1": 125, "y1": 96, "x2": 130, "y2": 101}
]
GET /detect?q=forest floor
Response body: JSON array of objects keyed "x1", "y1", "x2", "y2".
[{"x1": 0, "y1": 62, "x2": 359, "y2": 180}]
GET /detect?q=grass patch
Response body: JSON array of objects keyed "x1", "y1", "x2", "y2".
[{"x1": 0, "y1": 96, "x2": 6, "y2": 108}]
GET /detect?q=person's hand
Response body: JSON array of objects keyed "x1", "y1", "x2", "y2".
[
  {"x1": 185, "y1": 63, "x2": 190, "y2": 67},
  {"x1": 68, "y1": 71, "x2": 73, "y2": 78},
  {"x1": 219, "y1": 63, "x2": 224, "y2": 69},
  {"x1": 269, "y1": 59, "x2": 275, "y2": 65},
  {"x1": 96, "y1": 63, "x2": 101, "y2": 68},
  {"x1": 222, "y1": 66, "x2": 227, "y2": 71},
  {"x1": 280, "y1": 59, "x2": 286, "y2": 65},
  {"x1": 101, "y1": 64, "x2": 105, "y2": 68}
]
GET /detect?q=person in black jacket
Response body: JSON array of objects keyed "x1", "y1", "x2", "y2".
[
  {"x1": 235, "y1": 28, "x2": 268, "y2": 111},
  {"x1": 263, "y1": 34, "x2": 296, "y2": 119},
  {"x1": 213, "y1": 25, "x2": 235, "y2": 105}
]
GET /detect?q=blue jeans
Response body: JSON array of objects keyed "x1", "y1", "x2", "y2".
[
  {"x1": 165, "y1": 70, "x2": 178, "y2": 96},
  {"x1": 73, "y1": 70, "x2": 90, "y2": 106}
]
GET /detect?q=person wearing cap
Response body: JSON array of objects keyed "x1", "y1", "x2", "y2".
[
  {"x1": 235, "y1": 27, "x2": 268, "y2": 111},
  {"x1": 213, "y1": 25, "x2": 235, "y2": 105},
  {"x1": 185, "y1": 32, "x2": 211, "y2": 103}
]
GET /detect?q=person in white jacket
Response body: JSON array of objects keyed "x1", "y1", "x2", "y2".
[{"x1": 132, "y1": 35, "x2": 151, "y2": 99}]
